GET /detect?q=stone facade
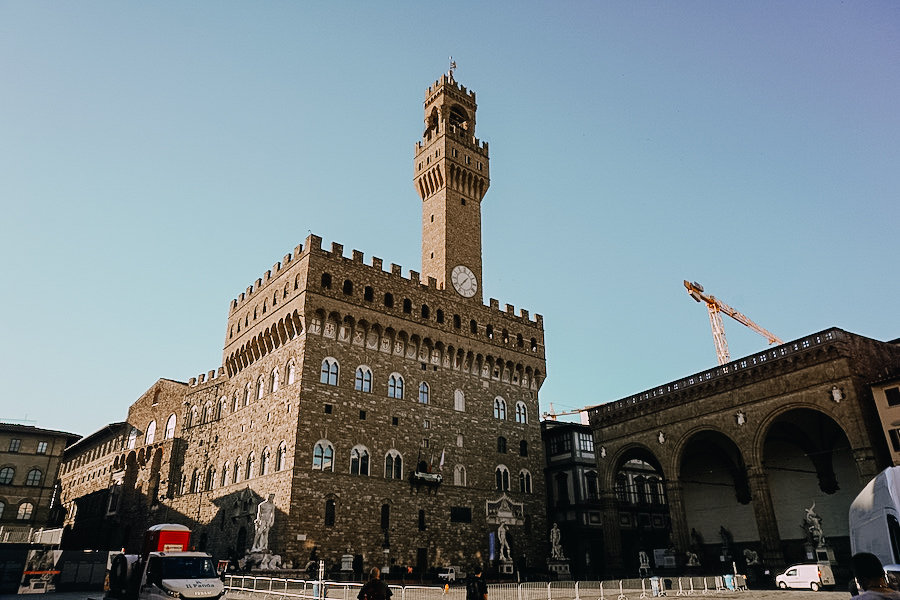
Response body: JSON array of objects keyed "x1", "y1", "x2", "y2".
[
  {"x1": 588, "y1": 328, "x2": 900, "y2": 577},
  {"x1": 0, "y1": 423, "x2": 79, "y2": 528},
  {"x1": 57, "y1": 72, "x2": 548, "y2": 577}
]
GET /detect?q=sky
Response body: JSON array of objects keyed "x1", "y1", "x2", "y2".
[{"x1": 1, "y1": 2, "x2": 898, "y2": 437}]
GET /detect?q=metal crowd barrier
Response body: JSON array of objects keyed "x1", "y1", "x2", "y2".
[{"x1": 224, "y1": 575, "x2": 749, "y2": 600}]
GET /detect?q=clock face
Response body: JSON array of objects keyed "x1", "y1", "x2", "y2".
[{"x1": 451, "y1": 265, "x2": 478, "y2": 298}]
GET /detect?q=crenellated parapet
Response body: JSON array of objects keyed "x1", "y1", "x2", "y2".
[{"x1": 188, "y1": 367, "x2": 226, "y2": 388}]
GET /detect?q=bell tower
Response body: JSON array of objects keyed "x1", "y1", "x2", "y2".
[{"x1": 414, "y1": 66, "x2": 490, "y2": 302}]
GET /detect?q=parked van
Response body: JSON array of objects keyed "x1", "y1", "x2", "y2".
[
  {"x1": 775, "y1": 563, "x2": 834, "y2": 591},
  {"x1": 849, "y1": 466, "x2": 900, "y2": 566}
]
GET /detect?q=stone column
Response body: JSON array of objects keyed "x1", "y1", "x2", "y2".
[
  {"x1": 665, "y1": 480, "x2": 690, "y2": 553},
  {"x1": 600, "y1": 491, "x2": 624, "y2": 574},
  {"x1": 746, "y1": 465, "x2": 784, "y2": 567}
]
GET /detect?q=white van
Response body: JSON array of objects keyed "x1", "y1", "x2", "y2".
[
  {"x1": 849, "y1": 466, "x2": 900, "y2": 566},
  {"x1": 775, "y1": 563, "x2": 834, "y2": 591}
]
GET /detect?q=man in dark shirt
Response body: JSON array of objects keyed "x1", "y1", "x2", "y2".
[{"x1": 466, "y1": 565, "x2": 488, "y2": 600}]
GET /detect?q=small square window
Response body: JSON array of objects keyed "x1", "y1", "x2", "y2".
[
  {"x1": 324, "y1": 404, "x2": 333, "y2": 414},
  {"x1": 886, "y1": 387, "x2": 900, "y2": 407},
  {"x1": 461, "y1": 199, "x2": 466, "y2": 206},
  {"x1": 421, "y1": 363, "x2": 427, "y2": 371},
  {"x1": 392, "y1": 417, "x2": 399, "y2": 426},
  {"x1": 359, "y1": 410, "x2": 367, "y2": 420}
]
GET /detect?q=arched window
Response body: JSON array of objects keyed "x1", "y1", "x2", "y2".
[
  {"x1": 384, "y1": 293, "x2": 394, "y2": 308},
  {"x1": 364, "y1": 286, "x2": 374, "y2": 302},
  {"x1": 190, "y1": 469, "x2": 200, "y2": 493},
  {"x1": 585, "y1": 471, "x2": 599, "y2": 501},
  {"x1": 418, "y1": 382, "x2": 430, "y2": 404},
  {"x1": 454, "y1": 389, "x2": 465, "y2": 411},
  {"x1": 486, "y1": 324, "x2": 493, "y2": 339},
  {"x1": 453, "y1": 314, "x2": 461, "y2": 329},
  {"x1": 321, "y1": 273, "x2": 332, "y2": 289},
  {"x1": 221, "y1": 463, "x2": 230, "y2": 487},
  {"x1": 128, "y1": 427, "x2": 138, "y2": 449},
  {"x1": 516, "y1": 401, "x2": 528, "y2": 423},
  {"x1": 201, "y1": 403, "x2": 211, "y2": 424},
  {"x1": 421, "y1": 304, "x2": 430, "y2": 319},
  {"x1": 257, "y1": 376, "x2": 265, "y2": 400},
  {"x1": 388, "y1": 374, "x2": 404, "y2": 399},
  {"x1": 245, "y1": 453, "x2": 256, "y2": 480},
  {"x1": 313, "y1": 441, "x2": 334, "y2": 471},
  {"x1": 494, "y1": 397, "x2": 507, "y2": 420},
  {"x1": 205, "y1": 467, "x2": 215, "y2": 491},
  {"x1": 402, "y1": 298, "x2": 412, "y2": 314},
  {"x1": 355, "y1": 366, "x2": 372, "y2": 392},
  {"x1": 234, "y1": 457, "x2": 242, "y2": 483},
  {"x1": 17, "y1": 502, "x2": 34, "y2": 520},
  {"x1": 520, "y1": 440, "x2": 528, "y2": 456},
  {"x1": 165, "y1": 414, "x2": 176, "y2": 439},
  {"x1": 384, "y1": 450, "x2": 403, "y2": 479},
  {"x1": 271, "y1": 368, "x2": 279, "y2": 393},
  {"x1": 342, "y1": 279, "x2": 353, "y2": 295},
  {"x1": 260, "y1": 447, "x2": 271, "y2": 476},
  {"x1": 244, "y1": 382, "x2": 252, "y2": 406},
  {"x1": 454, "y1": 465, "x2": 467, "y2": 487},
  {"x1": 495, "y1": 465, "x2": 510, "y2": 491},
  {"x1": 497, "y1": 437, "x2": 507, "y2": 453},
  {"x1": 350, "y1": 446, "x2": 370, "y2": 476},
  {"x1": 324, "y1": 499, "x2": 336, "y2": 526},
  {"x1": 519, "y1": 469, "x2": 533, "y2": 493},
  {"x1": 277, "y1": 442, "x2": 287, "y2": 471},
  {"x1": 436, "y1": 309, "x2": 444, "y2": 323},
  {"x1": 232, "y1": 393, "x2": 240, "y2": 413},
  {"x1": 320, "y1": 358, "x2": 339, "y2": 386},
  {"x1": 145, "y1": 421, "x2": 157, "y2": 445},
  {"x1": 287, "y1": 360, "x2": 296, "y2": 385},
  {"x1": 218, "y1": 397, "x2": 227, "y2": 419},
  {"x1": 0, "y1": 501, "x2": 4, "y2": 520},
  {"x1": 470, "y1": 319, "x2": 477, "y2": 334},
  {"x1": 25, "y1": 468, "x2": 42, "y2": 486}
]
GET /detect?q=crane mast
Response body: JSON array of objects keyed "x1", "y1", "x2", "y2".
[{"x1": 683, "y1": 280, "x2": 783, "y2": 366}]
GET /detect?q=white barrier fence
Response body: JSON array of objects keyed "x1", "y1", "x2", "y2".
[{"x1": 224, "y1": 574, "x2": 749, "y2": 600}]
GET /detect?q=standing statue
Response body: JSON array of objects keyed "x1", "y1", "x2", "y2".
[
  {"x1": 686, "y1": 551, "x2": 700, "y2": 567},
  {"x1": 638, "y1": 551, "x2": 650, "y2": 577},
  {"x1": 550, "y1": 523, "x2": 565, "y2": 560},
  {"x1": 497, "y1": 523, "x2": 511, "y2": 561},
  {"x1": 804, "y1": 503, "x2": 825, "y2": 547},
  {"x1": 252, "y1": 494, "x2": 276, "y2": 552}
]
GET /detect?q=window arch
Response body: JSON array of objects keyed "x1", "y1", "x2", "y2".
[
  {"x1": 0, "y1": 467, "x2": 16, "y2": 485},
  {"x1": 519, "y1": 469, "x2": 533, "y2": 493},
  {"x1": 402, "y1": 298, "x2": 412, "y2": 314},
  {"x1": 497, "y1": 437, "x2": 507, "y2": 454},
  {"x1": 388, "y1": 374, "x2": 404, "y2": 399},
  {"x1": 494, "y1": 397, "x2": 507, "y2": 420},
  {"x1": 313, "y1": 441, "x2": 334, "y2": 471},
  {"x1": 495, "y1": 465, "x2": 510, "y2": 491},
  {"x1": 0, "y1": 501, "x2": 4, "y2": 520},
  {"x1": 17, "y1": 502, "x2": 34, "y2": 520},
  {"x1": 216, "y1": 398, "x2": 226, "y2": 420},
  {"x1": 321, "y1": 273, "x2": 332, "y2": 289},
  {"x1": 232, "y1": 393, "x2": 240, "y2": 413},
  {"x1": 260, "y1": 447, "x2": 271, "y2": 476},
  {"x1": 257, "y1": 376, "x2": 265, "y2": 400},
  {"x1": 246, "y1": 453, "x2": 256, "y2": 480},
  {"x1": 384, "y1": 450, "x2": 403, "y2": 480},
  {"x1": 145, "y1": 421, "x2": 157, "y2": 445},
  {"x1": 384, "y1": 293, "x2": 394, "y2": 308},
  {"x1": 277, "y1": 442, "x2": 287, "y2": 471},
  {"x1": 234, "y1": 457, "x2": 242, "y2": 483},
  {"x1": 355, "y1": 366, "x2": 372, "y2": 392},
  {"x1": 271, "y1": 368, "x2": 279, "y2": 393},
  {"x1": 128, "y1": 427, "x2": 138, "y2": 448},
  {"x1": 320, "y1": 358, "x2": 339, "y2": 386},
  {"x1": 418, "y1": 382, "x2": 430, "y2": 404},
  {"x1": 164, "y1": 414, "x2": 176, "y2": 439},
  {"x1": 421, "y1": 304, "x2": 430, "y2": 319},
  {"x1": 205, "y1": 467, "x2": 215, "y2": 491},
  {"x1": 287, "y1": 360, "x2": 296, "y2": 385},
  {"x1": 350, "y1": 445, "x2": 370, "y2": 476},
  {"x1": 244, "y1": 382, "x2": 252, "y2": 406},
  {"x1": 201, "y1": 402, "x2": 211, "y2": 424},
  {"x1": 190, "y1": 469, "x2": 200, "y2": 493},
  {"x1": 454, "y1": 464, "x2": 467, "y2": 487},
  {"x1": 454, "y1": 389, "x2": 465, "y2": 411},
  {"x1": 221, "y1": 463, "x2": 230, "y2": 487},
  {"x1": 25, "y1": 468, "x2": 42, "y2": 487},
  {"x1": 324, "y1": 499, "x2": 336, "y2": 526},
  {"x1": 342, "y1": 279, "x2": 353, "y2": 295},
  {"x1": 515, "y1": 401, "x2": 528, "y2": 424}
]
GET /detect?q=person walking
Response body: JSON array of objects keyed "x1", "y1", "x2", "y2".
[
  {"x1": 851, "y1": 553, "x2": 900, "y2": 600},
  {"x1": 358, "y1": 567, "x2": 392, "y2": 600},
  {"x1": 466, "y1": 565, "x2": 488, "y2": 600}
]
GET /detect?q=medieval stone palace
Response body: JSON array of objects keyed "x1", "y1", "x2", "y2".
[{"x1": 58, "y1": 71, "x2": 548, "y2": 576}]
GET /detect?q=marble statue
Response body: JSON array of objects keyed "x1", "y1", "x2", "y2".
[
  {"x1": 550, "y1": 523, "x2": 565, "y2": 560},
  {"x1": 497, "y1": 523, "x2": 511, "y2": 561},
  {"x1": 252, "y1": 493, "x2": 276, "y2": 552}
]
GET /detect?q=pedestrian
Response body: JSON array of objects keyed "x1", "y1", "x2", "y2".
[
  {"x1": 466, "y1": 565, "x2": 488, "y2": 600},
  {"x1": 851, "y1": 553, "x2": 900, "y2": 600},
  {"x1": 358, "y1": 567, "x2": 392, "y2": 600}
]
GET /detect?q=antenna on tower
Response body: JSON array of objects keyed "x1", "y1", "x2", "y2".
[{"x1": 448, "y1": 56, "x2": 457, "y2": 81}]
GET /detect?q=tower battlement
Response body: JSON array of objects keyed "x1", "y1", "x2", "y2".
[
  {"x1": 425, "y1": 74, "x2": 476, "y2": 102},
  {"x1": 188, "y1": 366, "x2": 225, "y2": 388}
]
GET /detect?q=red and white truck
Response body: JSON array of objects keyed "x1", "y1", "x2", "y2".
[{"x1": 108, "y1": 524, "x2": 225, "y2": 600}]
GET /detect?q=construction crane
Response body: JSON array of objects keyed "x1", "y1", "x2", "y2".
[
  {"x1": 541, "y1": 402, "x2": 593, "y2": 421},
  {"x1": 683, "y1": 280, "x2": 783, "y2": 366}
]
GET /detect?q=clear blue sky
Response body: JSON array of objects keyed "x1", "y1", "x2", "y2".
[{"x1": 1, "y1": 2, "x2": 897, "y2": 436}]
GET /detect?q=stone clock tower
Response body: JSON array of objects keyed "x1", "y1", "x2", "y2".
[{"x1": 414, "y1": 67, "x2": 490, "y2": 302}]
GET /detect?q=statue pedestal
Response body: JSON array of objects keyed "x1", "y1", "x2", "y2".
[
  {"x1": 499, "y1": 560, "x2": 514, "y2": 576},
  {"x1": 815, "y1": 546, "x2": 836, "y2": 564},
  {"x1": 547, "y1": 559, "x2": 571, "y2": 580}
]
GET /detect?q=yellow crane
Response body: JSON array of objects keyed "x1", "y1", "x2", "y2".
[{"x1": 683, "y1": 280, "x2": 783, "y2": 365}]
